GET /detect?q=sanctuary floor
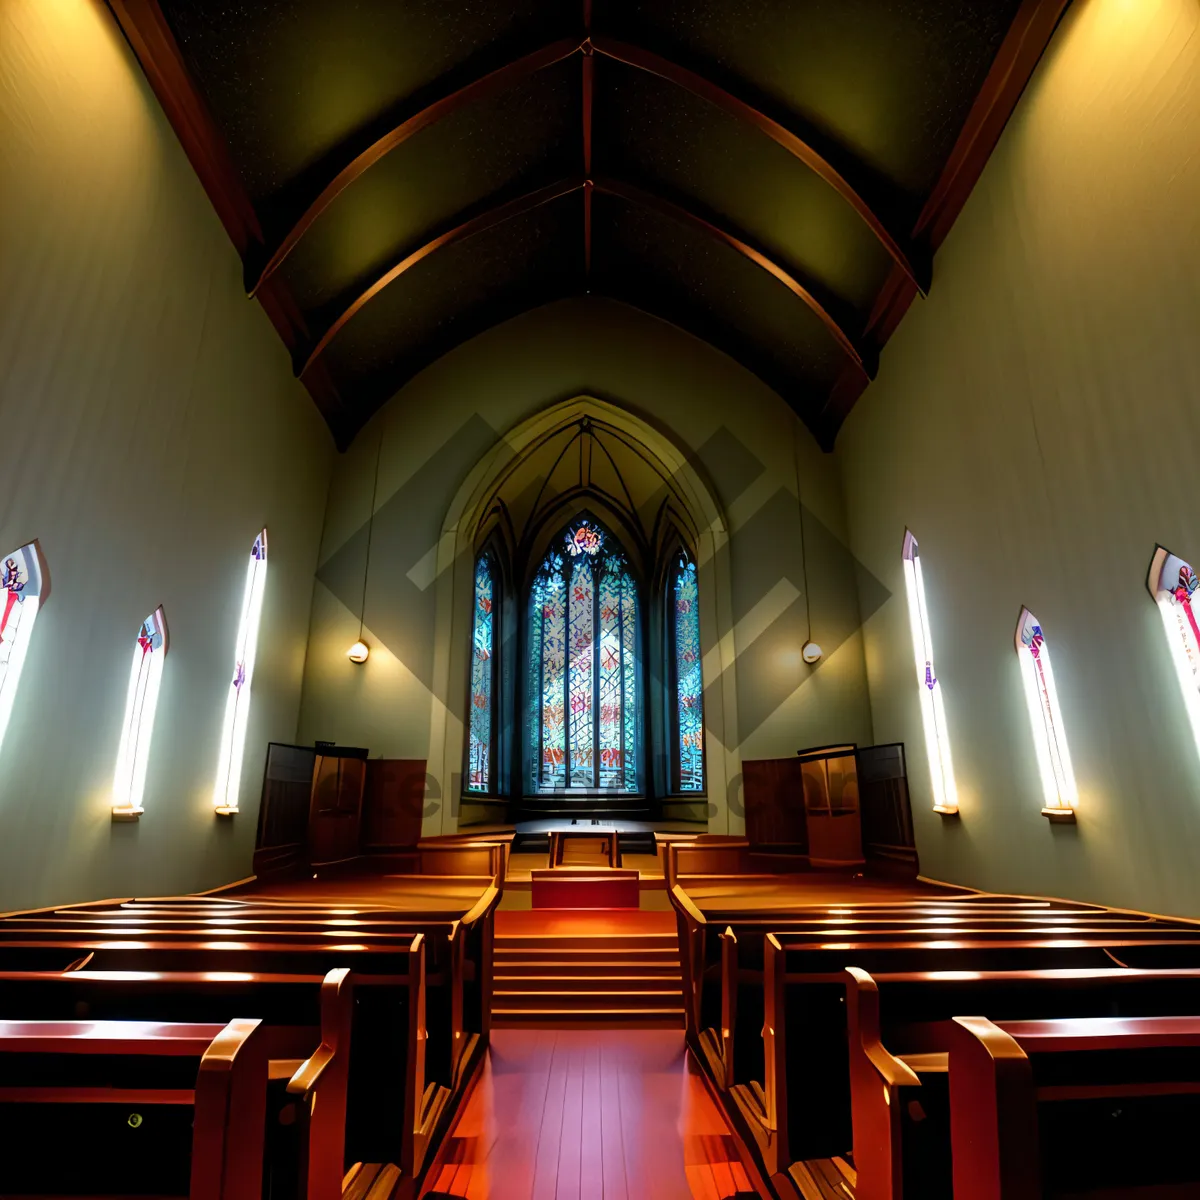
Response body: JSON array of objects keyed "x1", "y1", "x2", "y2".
[{"x1": 419, "y1": 1029, "x2": 756, "y2": 1200}]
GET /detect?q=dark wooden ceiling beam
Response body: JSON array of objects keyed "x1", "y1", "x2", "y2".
[
  {"x1": 301, "y1": 174, "x2": 873, "y2": 383},
  {"x1": 248, "y1": 37, "x2": 584, "y2": 297},
  {"x1": 297, "y1": 178, "x2": 587, "y2": 378},
  {"x1": 594, "y1": 177, "x2": 876, "y2": 380},
  {"x1": 589, "y1": 35, "x2": 931, "y2": 296}
]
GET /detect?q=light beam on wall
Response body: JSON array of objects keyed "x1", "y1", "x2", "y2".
[
  {"x1": 212, "y1": 530, "x2": 267, "y2": 815},
  {"x1": 1014, "y1": 607, "x2": 1077, "y2": 821},
  {"x1": 0, "y1": 541, "x2": 49, "y2": 760},
  {"x1": 111, "y1": 607, "x2": 168, "y2": 820},
  {"x1": 1147, "y1": 544, "x2": 1200, "y2": 763},
  {"x1": 902, "y1": 531, "x2": 957, "y2": 814}
]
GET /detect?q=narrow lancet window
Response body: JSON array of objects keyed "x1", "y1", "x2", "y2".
[
  {"x1": 1014, "y1": 608, "x2": 1077, "y2": 819},
  {"x1": 1148, "y1": 545, "x2": 1200, "y2": 761},
  {"x1": 213, "y1": 529, "x2": 267, "y2": 814},
  {"x1": 901, "y1": 531, "x2": 957, "y2": 813},
  {"x1": 671, "y1": 549, "x2": 705, "y2": 792},
  {"x1": 112, "y1": 608, "x2": 169, "y2": 818},
  {"x1": 467, "y1": 553, "x2": 496, "y2": 793},
  {"x1": 0, "y1": 541, "x2": 48, "y2": 757}
]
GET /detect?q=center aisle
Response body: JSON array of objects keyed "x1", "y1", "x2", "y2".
[{"x1": 420, "y1": 1029, "x2": 757, "y2": 1200}]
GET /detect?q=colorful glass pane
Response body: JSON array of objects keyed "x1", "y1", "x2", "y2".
[
  {"x1": 673, "y1": 552, "x2": 704, "y2": 792},
  {"x1": 620, "y1": 570, "x2": 639, "y2": 792},
  {"x1": 532, "y1": 560, "x2": 567, "y2": 789},
  {"x1": 113, "y1": 607, "x2": 169, "y2": 814},
  {"x1": 0, "y1": 541, "x2": 47, "y2": 759},
  {"x1": 528, "y1": 516, "x2": 639, "y2": 793},
  {"x1": 467, "y1": 555, "x2": 495, "y2": 793},
  {"x1": 568, "y1": 556, "x2": 595, "y2": 785},
  {"x1": 1015, "y1": 607, "x2": 1077, "y2": 812},
  {"x1": 597, "y1": 561, "x2": 623, "y2": 790},
  {"x1": 1148, "y1": 546, "x2": 1200, "y2": 764},
  {"x1": 213, "y1": 529, "x2": 268, "y2": 812}
]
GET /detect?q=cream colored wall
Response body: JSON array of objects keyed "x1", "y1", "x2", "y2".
[
  {"x1": 837, "y1": 0, "x2": 1200, "y2": 914},
  {"x1": 0, "y1": 1, "x2": 333, "y2": 909},
  {"x1": 297, "y1": 296, "x2": 877, "y2": 830}
]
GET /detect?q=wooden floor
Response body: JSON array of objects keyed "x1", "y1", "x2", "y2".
[{"x1": 420, "y1": 1030, "x2": 757, "y2": 1199}]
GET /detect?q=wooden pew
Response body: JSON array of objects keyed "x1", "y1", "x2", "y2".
[
  {"x1": 0, "y1": 1017, "x2": 266, "y2": 1200},
  {"x1": 0, "y1": 927, "x2": 454, "y2": 1180},
  {"x1": 685, "y1": 907, "x2": 1182, "y2": 1088},
  {"x1": 948, "y1": 1014, "x2": 1200, "y2": 1199},
  {"x1": 0, "y1": 886, "x2": 501, "y2": 1095},
  {"x1": 724, "y1": 932, "x2": 1200, "y2": 1183},
  {"x1": 0, "y1": 966, "x2": 362, "y2": 1196},
  {"x1": 846, "y1": 967, "x2": 1200, "y2": 1200}
]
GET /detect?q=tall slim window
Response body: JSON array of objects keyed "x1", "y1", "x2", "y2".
[
  {"x1": 467, "y1": 553, "x2": 497, "y2": 793},
  {"x1": 901, "y1": 531, "x2": 957, "y2": 813},
  {"x1": 527, "y1": 516, "x2": 640, "y2": 793},
  {"x1": 1147, "y1": 545, "x2": 1200, "y2": 758},
  {"x1": 671, "y1": 549, "x2": 705, "y2": 792},
  {"x1": 112, "y1": 608, "x2": 169, "y2": 818},
  {"x1": 1014, "y1": 608, "x2": 1077, "y2": 819},
  {"x1": 213, "y1": 529, "x2": 267, "y2": 814},
  {"x1": 0, "y1": 541, "x2": 48, "y2": 757}
]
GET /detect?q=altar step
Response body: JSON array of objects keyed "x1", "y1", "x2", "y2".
[{"x1": 491, "y1": 927, "x2": 684, "y2": 1028}]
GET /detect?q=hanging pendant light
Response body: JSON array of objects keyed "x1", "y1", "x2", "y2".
[{"x1": 348, "y1": 429, "x2": 383, "y2": 666}]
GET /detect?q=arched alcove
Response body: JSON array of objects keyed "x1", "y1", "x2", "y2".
[{"x1": 426, "y1": 395, "x2": 742, "y2": 834}]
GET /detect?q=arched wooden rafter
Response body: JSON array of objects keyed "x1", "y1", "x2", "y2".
[
  {"x1": 249, "y1": 38, "x2": 927, "y2": 298},
  {"x1": 298, "y1": 177, "x2": 875, "y2": 380}
]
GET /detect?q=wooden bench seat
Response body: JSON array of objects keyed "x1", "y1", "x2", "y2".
[
  {"x1": 844, "y1": 966, "x2": 1200, "y2": 1200},
  {"x1": 0, "y1": 1017, "x2": 266, "y2": 1200},
  {"x1": 949, "y1": 1014, "x2": 1200, "y2": 1199},
  {"x1": 692, "y1": 918, "x2": 1200, "y2": 1094}
]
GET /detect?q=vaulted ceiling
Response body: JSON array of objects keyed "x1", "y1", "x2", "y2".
[{"x1": 110, "y1": 0, "x2": 1070, "y2": 449}]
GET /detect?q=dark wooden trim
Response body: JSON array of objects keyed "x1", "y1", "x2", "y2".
[
  {"x1": 589, "y1": 35, "x2": 930, "y2": 295},
  {"x1": 106, "y1": 0, "x2": 261, "y2": 255},
  {"x1": 916, "y1": 0, "x2": 1073, "y2": 247},
  {"x1": 595, "y1": 177, "x2": 875, "y2": 379},
  {"x1": 107, "y1": 0, "x2": 347, "y2": 438},
  {"x1": 248, "y1": 38, "x2": 583, "y2": 297},
  {"x1": 582, "y1": 47, "x2": 595, "y2": 277},
  {"x1": 818, "y1": 0, "x2": 1072, "y2": 444},
  {"x1": 298, "y1": 178, "x2": 586, "y2": 377}
]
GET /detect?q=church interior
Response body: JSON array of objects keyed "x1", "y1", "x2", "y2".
[{"x1": 3, "y1": 0, "x2": 1200, "y2": 1196}]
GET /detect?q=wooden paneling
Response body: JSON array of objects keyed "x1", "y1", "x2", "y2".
[
  {"x1": 362, "y1": 758, "x2": 428, "y2": 850},
  {"x1": 741, "y1": 757, "x2": 808, "y2": 853}
]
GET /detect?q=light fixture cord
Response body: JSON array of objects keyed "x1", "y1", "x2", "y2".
[
  {"x1": 360, "y1": 427, "x2": 384, "y2": 641},
  {"x1": 792, "y1": 421, "x2": 813, "y2": 644}
]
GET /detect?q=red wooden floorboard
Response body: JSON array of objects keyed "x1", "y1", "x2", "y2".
[{"x1": 420, "y1": 1030, "x2": 757, "y2": 1199}]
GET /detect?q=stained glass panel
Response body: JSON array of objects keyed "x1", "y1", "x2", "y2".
[
  {"x1": 533, "y1": 562, "x2": 568, "y2": 789},
  {"x1": 568, "y1": 556, "x2": 594, "y2": 786},
  {"x1": 528, "y1": 516, "x2": 639, "y2": 793},
  {"x1": 0, "y1": 541, "x2": 47, "y2": 759},
  {"x1": 1015, "y1": 607, "x2": 1077, "y2": 813},
  {"x1": 213, "y1": 529, "x2": 268, "y2": 813},
  {"x1": 467, "y1": 555, "x2": 495, "y2": 793},
  {"x1": 112, "y1": 607, "x2": 169, "y2": 815},
  {"x1": 673, "y1": 552, "x2": 704, "y2": 792},
  {"x1": 620, "y1": 570, "x2": 639, "y2": 792}
]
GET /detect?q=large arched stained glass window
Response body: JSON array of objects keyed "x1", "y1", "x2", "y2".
[
  {"x1": 671, "y1": 549, "x2": 705, "y2": 792},
  {"x1": 467, "y1": 553, "x2": 497, "y2": 793},
  {"x1": 528, "y1": 516, "x2": 640, "y2": 793}
]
